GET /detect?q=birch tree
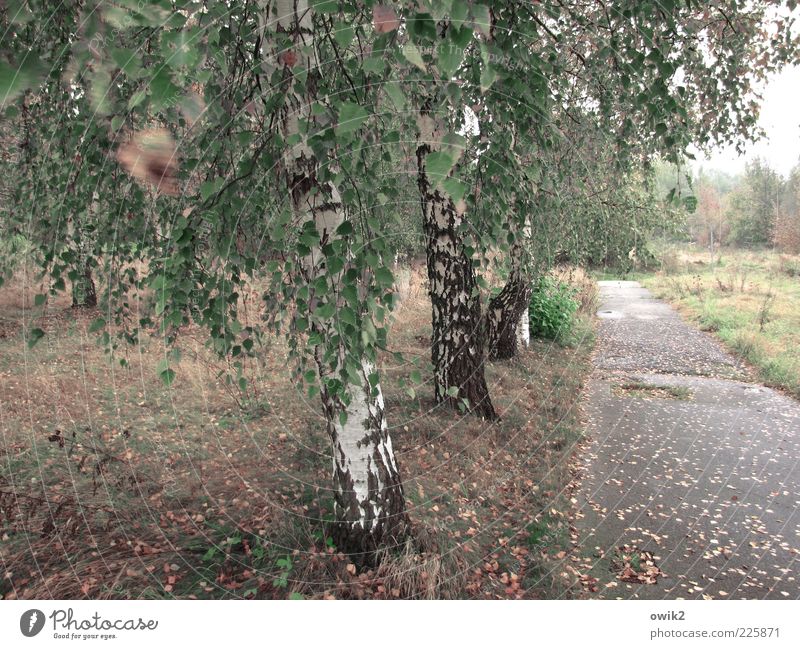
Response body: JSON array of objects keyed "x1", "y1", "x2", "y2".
[{"x1": 261, "y1": 0, "x2": 408, "y2": 555}]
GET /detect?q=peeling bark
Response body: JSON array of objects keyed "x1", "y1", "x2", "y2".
[
  {"x1": 416, "y1": 139, "x2": 497, "y2": 420},
  {"x1": 68, "y1": 209, "x2": 97, "y2": 309},
  {"x1": 486, "y1": 203, "x2": 533, "y2": 360},
  {"x1": 317, "y1": 358, "x2": 408, "y2": 560},
  {"x1": 516, "y1": 307, "x2": 530, "y2": 349}
]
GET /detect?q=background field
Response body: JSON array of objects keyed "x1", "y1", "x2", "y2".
[{"x1": 640, "y1": 246, "x2": 800, "y2": 398}]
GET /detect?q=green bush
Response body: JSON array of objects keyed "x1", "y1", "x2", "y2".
[{"x1": 529, "y1": 277, "x2": 579, "y2": 341}]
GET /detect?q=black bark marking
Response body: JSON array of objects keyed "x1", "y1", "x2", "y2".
[
  {"x1": 486, "y1": 269, "x2": 532, "y2": 360},
  {"x1": 417, "y1": 143, "x2": 497, "y2": 420}
]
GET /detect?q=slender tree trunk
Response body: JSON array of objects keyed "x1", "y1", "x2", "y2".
[
  {"x1": 516, "y1": 306, "x2": 530, "y2": 349},
  {"x1": 316, "y1": 356, "x2": 407, "y2": 556},
  {"x1": 486, "y1": 211, "x2": 532, "y2": 360},
  {"x1": 71, "y1": 262, "x2": 97, "y2": 308},
  {"x1": 416, "y1": 138, "x2": 496, "y2": 420},
  {"x1": 485, "y1": 268, "x2": 531, "y2": 360},
  {"x1": 69, "y1": 211, "x2": 97, "y2": 308},
  {"x1": 266, "y1": 0, "x2": 407, "y2": 559}
]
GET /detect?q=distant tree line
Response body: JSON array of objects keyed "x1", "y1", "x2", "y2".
[{"x1": 687, "y1": 158, "x2": 800, "y2": 253}]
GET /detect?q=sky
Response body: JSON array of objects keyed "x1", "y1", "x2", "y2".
[{"x1": 692, "y1": 65, "x2": 800, "y2": 178}]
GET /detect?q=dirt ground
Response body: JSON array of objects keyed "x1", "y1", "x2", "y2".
[{"x1": 1, "y1": 266, "x2": 596, "y2": 599}]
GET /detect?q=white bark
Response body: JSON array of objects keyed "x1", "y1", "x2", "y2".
[
  {"x1": 515, "y1": 219, "x2": 532, "y2": 349},
  {"x1": 329, "y1": 360, "x2": 395, "y2": 529},
  {"x1": 516, "y1": 308, "x2": 530, "y2": 349}
]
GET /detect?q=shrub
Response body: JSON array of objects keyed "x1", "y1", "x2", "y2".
[
  {"x1": 529, "y1": 276, "x2": 579, "y2": 341},
  {"x1": 773, "y1": 213, "x2": 800, "y2": 254},
  {"x1": 552, "y1": 265, "x2": 599, "y2": 314}
]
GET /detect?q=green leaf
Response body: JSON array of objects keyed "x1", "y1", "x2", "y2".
[
  {"x1": 0, "y1": 55, "x2": 46, "y2": 108},
  {"x1": 437, "y1": 39, "x2": 464, "y2": 78},
  {"x1": 451, "y1": 2, "x2": 469, "y2": 27},
  {"x1": 88, "y1": 317, "x2": 106, "y2": 333},
  {"x1": 128, "y1": 89, "x2": 147, "y2": 109},
  {"x1": 402, "y1": 42, "x2": 426, "y2": 71},
  {"x1": 472, "y1": 4, "x2": 491, "y2": 37},
  {"x1": 441, "y1": 132, "x2": 466, "y2": 152},
  {"x1": 313, "y1": 0, "x2": 339, "y2": 13},
  {"x1": 34, "y1": 293, "x2": 46, "y2": 307},
  {"x1": 425, "y1": 151, "x2": 456, "y2": 180},
  {"x1": 375, "y1": 266, "x2": 394, "y2": 286},
  {"x1": 441, "y1": 177, "x2": 467, "y2": 202},
  {"x1": 333, "y1": 23, "x2": 354, "y2": 48},
  {"x1": 163, "y1": 29, "x2": 202, "y2": 69},
  {"x1": 89, "y1": 68, "x2": 112, "y2": 115},
  {"x1": 111, "y1": 47, "x2": 142, "y2": 76},
  {"x1": 149, "y1": 67, "x2": 180, "y2": 111},
  {"x1": 315, "y1": 301, "x2": 336, "y2": 319},
  {"x1": 200, "y1": 179, "x2": 221, "y2": 201},
  {"x1": 27, "y1": 327, "x2": 45, "y2": 348},
  {"x1": 446, "y1": 385, "x2": 460, "y2": 397},
  {"x1": 160, "y1": 368, "x2": 176, "y2": 386},
  {"x1": 336, "y1": 221, "x2": 354, "y2": 236},
  {"x1": 383, "y1": 83, "x2": 406, "y2": 110},
  {"x1": 335, "y1": 101, "x2": 369, "y2": 136}
]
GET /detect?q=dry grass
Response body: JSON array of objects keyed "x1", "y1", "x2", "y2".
[
  {"x1": 643, "y1": 246, "x2": 800, "y2": 398},
  {"x1": 612, "y1": 379, "x2": 692, "y2": 400},
  {"x1": 1, "y1": 264, "x2": 596, "y2": 599},
  {"x1": 551, "y1": 265, "x2": 599, "y2": 316}
]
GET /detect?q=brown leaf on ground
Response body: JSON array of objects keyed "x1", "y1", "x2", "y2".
[{"x1": 613, "y1": 545, "x2": 663, "y2": 585}]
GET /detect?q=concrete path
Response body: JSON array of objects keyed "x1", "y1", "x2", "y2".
[{"x1": 575, "y1": 281, "x2": 800, "y2": 599}]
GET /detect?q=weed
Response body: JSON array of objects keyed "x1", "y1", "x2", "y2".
[
  {"x1": 613, "y1": 379, "x2": 692, "y2": 400},
  {"x1": 642, "y1": 247, "x2": 800, "y2": 398}
]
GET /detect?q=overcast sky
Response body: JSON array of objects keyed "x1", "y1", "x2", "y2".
[{"x1": 693, "y1": 65, "x2": 800, "y2": 178}]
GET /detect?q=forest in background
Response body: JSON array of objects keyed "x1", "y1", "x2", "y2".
[{"x1": 685, "y1": 159, "x2": 800, "y2": 253}]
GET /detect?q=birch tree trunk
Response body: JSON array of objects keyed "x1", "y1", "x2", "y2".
[
  {"x1": 485, "y1": 268, "x2": 531, "y2": 360},
  {"x1": 486, "y1": 210, "x2": 532, "y2": 360},
  {"x1": 265, "y1": 0, "x2": 407, "y2": 558},
  {"x1": 516, "y1": 306, "x2": 530, "y2": 349},
  {"x1": 416, "y1": 116, "x2": 496, "y2": 420},
  {"x1": 68, "y1": 211, "x2": 97, "y2": 308},
  {"x1": 71, "y1": 262, "x2": 97, "y2": 308},
  {"x1": 484, "y1": 122, "x2": 531, "y2": 360}
]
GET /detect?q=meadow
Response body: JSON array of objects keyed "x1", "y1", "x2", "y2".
[{"x1": 641, "y1": 245, "x2": 800, "y2": 398}]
